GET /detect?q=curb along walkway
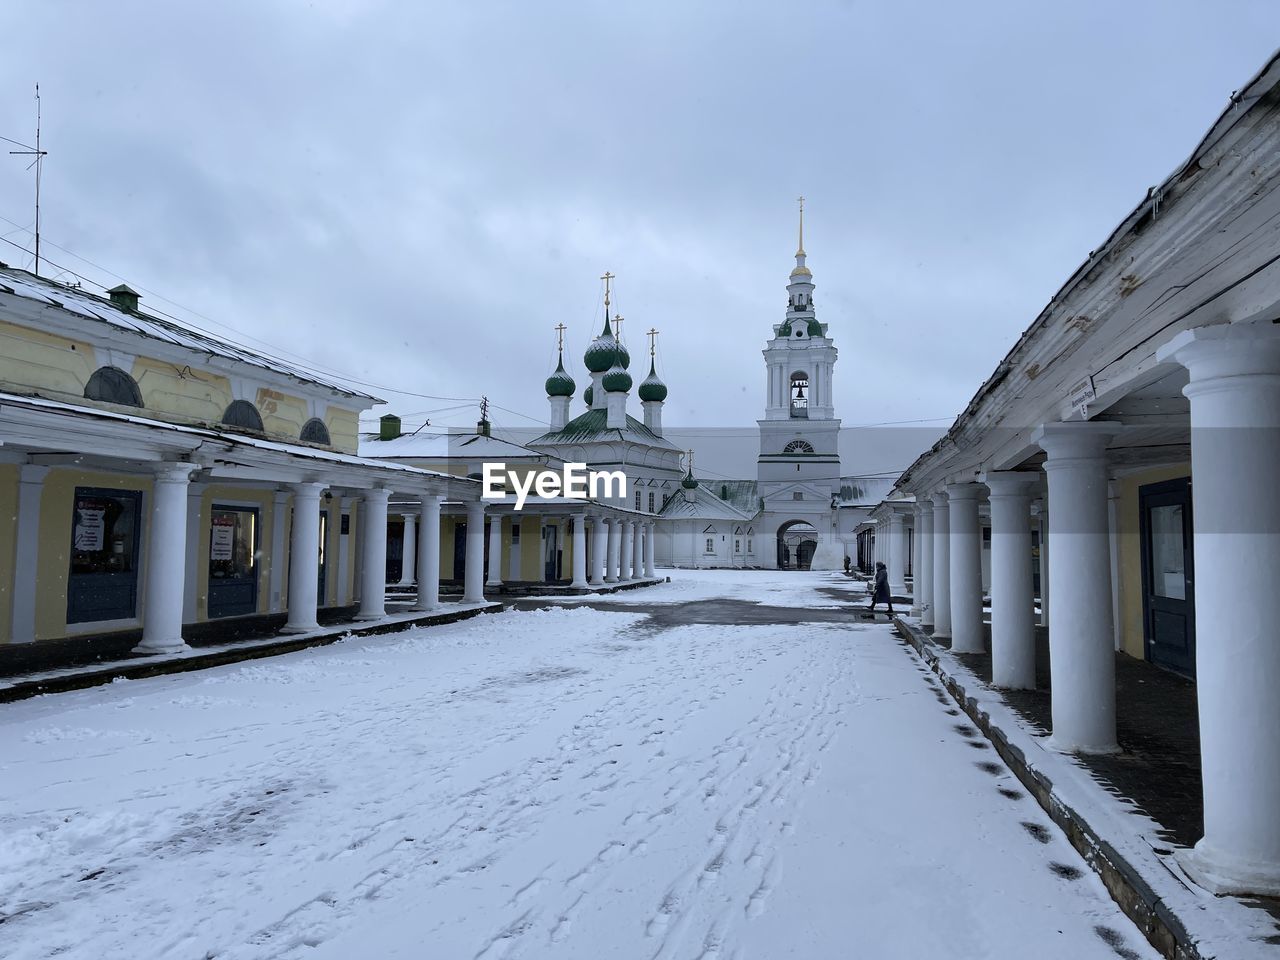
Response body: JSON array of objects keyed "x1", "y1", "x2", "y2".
[
  {"x1": 0, "y1": 603, "x2": 501, "y2": 704},
  {"x1": 893, "y1": 615, "x2": 1279, "y2": 960},
  {"x1": 0, "y1": 578, "x2": 668, "y2": 705}
]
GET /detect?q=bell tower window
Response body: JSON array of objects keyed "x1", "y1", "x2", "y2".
[{"x1": 790, "y1": 373, "x2": 809, "y2": 418}]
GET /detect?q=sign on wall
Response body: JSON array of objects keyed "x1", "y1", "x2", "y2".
[
  {"x1": 210, "y1": 515, "x2": 236, "y2": 561},
  {"x1": 73, "y1": 501, "x2": 106, "y2": 551}
]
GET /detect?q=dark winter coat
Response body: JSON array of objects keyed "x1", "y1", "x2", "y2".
[{"x1": 872, "y1": 568, "x2": 891, "y2": 603}]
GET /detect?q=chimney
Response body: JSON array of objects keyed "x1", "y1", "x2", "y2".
[
  {"x1": 107, "y1": 284, "x2": 141, "y2": 312},
  {"x1": 379, "y1": 413, "x2": 401, "y2": 440}
]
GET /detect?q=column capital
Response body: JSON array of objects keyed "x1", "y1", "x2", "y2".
[
  {"x1": 981, "y1": 471, "x2": 1041, "y2": 498},
  {"x1": 932, "y1": 488, "x2": 950, "y2": 504},
  {"x1": 363, "y1": 486, "x2": 392, "y2": 505},
  {"x1": 1032, "y1": 421, "x2": 1118, "y2": 461},
  {"x1": 944, "y1": 481, "x2": 982, "y2": 501},
  {"x1": 153, "y1": 462, "x2": 199, "y2": 484},
  {"x1": 465, "y1": 499, "x2": 486, "y2": 518},
  {"x1": 1158, "y1": 320, "x2": 1280, "y2": 386},
  {"x1": 291, "y1": 480, "x2": 326, "y2": 499}
]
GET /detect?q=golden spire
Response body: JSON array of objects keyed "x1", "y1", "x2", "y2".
[
  {"x1": 647, "y1": 326, "x2": 659, "y2": 358},
  {"x1": 796, "y1": 195, "x2": 806, "y2": 257}
]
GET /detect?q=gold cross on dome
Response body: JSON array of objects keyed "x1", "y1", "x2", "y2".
[
  {"x1": 554, "y1": 322, "x2": 566, "y2": 352},
  {"x1": 613, "y1": 313, "x2": 624, "y2": 339},
  {"x1": 600, "y1": 271, "x2": 614, "y2": 308},
  {"x1": 647, "y1": 327, "x2": 659, "y2": 357}
]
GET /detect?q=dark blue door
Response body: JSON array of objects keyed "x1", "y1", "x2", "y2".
[{"x1": 67, "y1": 487, "x2": 142, "y2": 624}]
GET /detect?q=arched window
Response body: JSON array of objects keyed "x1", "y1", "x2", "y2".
[
  {"x1": 221, "y1": 400, "x2": 265, "y2": 432},
  {"x1": 84, "y1": 366, "x2": 143, "y2": 408},
  {"x1": 783, "y1": 439, "x2": 815, "y2": 454},
  {"x1": 300, "y1": 418, "x2": 331, "y2": 445},
  {"x1": 789, "y1": 372, "x2": 809, "y2": 418}
]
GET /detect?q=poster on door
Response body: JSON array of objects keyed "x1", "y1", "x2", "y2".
[
  {"x1": 210, "y1": 515, "x2": 236, "y2": 561},
  {"x1": 73, "y1": 501, "x2": 107, "y2": 551}
]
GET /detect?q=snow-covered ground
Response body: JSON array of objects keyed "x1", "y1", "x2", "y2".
[{"x1": 0, "y1": 570, "x2": 1158, "y2": 959}]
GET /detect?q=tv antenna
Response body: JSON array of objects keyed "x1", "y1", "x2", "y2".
[{"x1": 6, "y1": 84, "x2": 48, "y2": 276}]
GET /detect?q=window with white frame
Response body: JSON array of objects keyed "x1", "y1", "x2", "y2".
[
  {"x1": 705, "y1": 538, "x2": 714, "y2": 553},
  {"x1": 648, "y1": 491, "x2": 655, "y2": 512},
  {"x1": 635, "y1": 491, "x2": 642, "y2": 510}
]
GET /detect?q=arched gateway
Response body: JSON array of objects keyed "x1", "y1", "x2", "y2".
[{"x1": 776, "y1": 519, "x2": 819, "y2": 570}]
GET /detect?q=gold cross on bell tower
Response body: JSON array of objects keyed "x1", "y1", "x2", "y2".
[
  {"x1": 554, "y1": 322, "x2": 566, "y2": 353},
  {"x1": 647, "y1": 327, "x2": 659, "y2": 358}
]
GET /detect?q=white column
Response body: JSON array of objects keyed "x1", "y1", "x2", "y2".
[
  {"x1": 909, "y1": 505, "x2": 923, "y2": 616},
  {"x1": 1034, "y1": 422, "x2": 1118, "y2": 754},
  {"x1": 464, "y1": 501, "x2": 486, "y2": 602},
  {"x1": 985, "y1": 472, "x2": 1038, "y2": 689},
  {"x1": 337, "y1": 496, "x2": 354, "y2": 605},
  {"x1": 10, "y1": 465, "x2": 50, "y2": 643},
  {"x1": 918, "y1": 499, "x2": 935, "y2": 627},
  {"x1": 413, "y1": 495, "x2": 441, "y2": 612},
  {"x1": 1162, "y1": 322, "x2": 1280, "y2": 895},
  {"x1": 486, "y1": 513, "x2": 503, "y2": 588},
  {"x1": 887, "y1": 511, "x2": 907, "y2": 596},
  {"x1": 932, "y1": 491, "x2": 951, "y2": 639},
  {"x1": 644, "y1": 522, "x2": 656, "y2": 577},
  {"x1": 357, "y1": 487, "x2": 390, "y2": 621},
  {"x1": 632, "y1": 519, "x2": 644, "y2": 579},
  {"x1": 133, "y1": 463, "x2": 198, "y2": 654},
  {"x1": 397, "y1": 512, "x2": 417, "y2": 587},
  {"x1": 282, "y1": 482, "x2": 324, "y2": 633},
  {"x1": 589, "y1": 516, "x2": 607, "y2": 586},
  {"x1": 620, "y1": 520, "x2": 634, "y2": 580},
  {"x1": 570, "y1": 514, "x2": 588, "y2": 589},
  {"x1": 605, "y1": 519, "x2": 619, "y2": 583},
  {"x1": 946, "y1": 483, "x2": 984, "y2": 654}
]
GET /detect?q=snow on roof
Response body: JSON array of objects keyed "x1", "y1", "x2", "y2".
[
  {"x1": 834, "y1": 476, "x2": 899, "y2": 507},
  {"x1": 0, "y1": 267, "x2": 379, "y2": 402},
  {"x1": 659, "y1": 483, "x2": 757, "y2": 521},
  {"x1": 359, "y1": 430, "x2": 552, "y2": 461},
  {"x1": 0, "y1": 391, "x2": 465, "y2": 484},
  {"x1": 528, "y1": 408, "x2": 681, "y2": 451}
]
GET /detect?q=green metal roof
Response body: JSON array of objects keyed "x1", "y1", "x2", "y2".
[{"x1": 528, "y1": 407, "x2": 680, "y2": 450}]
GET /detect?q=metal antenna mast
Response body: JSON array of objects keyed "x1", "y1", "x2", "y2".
[{"x1": 7, "y1": 84, "x2": 47, "y2": 276}]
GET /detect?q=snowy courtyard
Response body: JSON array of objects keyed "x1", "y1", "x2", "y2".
[{"x1": 1, "y1": 570, "x2": 1157, "y2": 959}]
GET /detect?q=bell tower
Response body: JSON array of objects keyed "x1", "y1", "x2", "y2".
[{"x1": 757, "y1": 198, "x2": 841, "y2": 491}]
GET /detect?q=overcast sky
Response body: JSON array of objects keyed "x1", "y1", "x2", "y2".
[{"x1": 2, "y1": 3, "x2": 1276, "y2": 465}]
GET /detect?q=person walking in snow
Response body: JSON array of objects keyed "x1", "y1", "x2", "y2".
[{"x1": 868, "y1": 561, "x2": 893, "y2": 615}]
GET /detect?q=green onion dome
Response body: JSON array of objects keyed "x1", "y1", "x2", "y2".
[
  {"x1": 544, "y1": 356, "x2": 576, "y2": 397},
  {"x1": 616, "y1": 339, "x2": 631, "y2": 369},
  {"x1": 778, "y1": 319, "x2": 792, "y2": 337},
  {"x1": 807, "y1": 318, "x2": 823, "y2": 336},
  {"x1": 681, "y1": 469, "x2": 698, "y2": 489},
  {"x1": 637, "y1": 360, "x2": 667, "y2": 402},
  {"x1": 584, "y1": 313, "x2": 621, "y2": 373},
  {"x1": 602, "y1": 360, "x2": 632, "y2": 393},
  {"x1": 583, "y1": 384, "x2": 594, "y2": 406}
]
